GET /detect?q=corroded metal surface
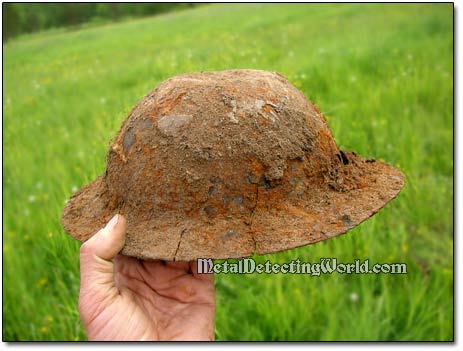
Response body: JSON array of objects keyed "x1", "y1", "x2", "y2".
[{"x1": 62, "y1": 69, "x2": 405, "y2": 261}]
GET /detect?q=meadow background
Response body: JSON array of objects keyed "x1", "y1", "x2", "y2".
[{"x1": 3, "y1": 3, "x2": 453, "y2": 341}]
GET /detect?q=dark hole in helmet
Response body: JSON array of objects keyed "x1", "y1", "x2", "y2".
[
  {"x1": 339, "y1": 150, "x2": 349, "y2": 165},
  {"x1": 258, "y1": 175, "x2": 272, "y2": 189}
]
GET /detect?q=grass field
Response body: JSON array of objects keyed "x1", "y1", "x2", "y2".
[{"x1": 3, "y1": 3, "x2": 453, "y2": 341}]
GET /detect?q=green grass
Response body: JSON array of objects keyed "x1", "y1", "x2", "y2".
[{"x1": 3, "y1": 3, "x2": 453, "y2": 341}]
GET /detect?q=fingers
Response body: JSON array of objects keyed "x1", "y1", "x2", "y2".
[
  {"x1": 79, "y1": 214, "x2": 126, "y2": 318},
  {"x1": 165, "y1": 261, "x2": 190, "y2": 271},
  {"x1": 163, "y1": 261, "x2": 214, "y2": 282},
  {"x1": 190, "y1": 260, "x2": 214, "y2": 282},
  {"x1": 81, "y1": 214, "x2": 126, "y2": 260}
]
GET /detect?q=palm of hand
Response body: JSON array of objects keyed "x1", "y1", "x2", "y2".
[{"x1": 80, "y1": 256, "x2": 215, "y2": 341}]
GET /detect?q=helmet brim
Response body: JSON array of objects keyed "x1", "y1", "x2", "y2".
[{"x1": 62, "y1": 154, "x2": 404, "y2": 261}]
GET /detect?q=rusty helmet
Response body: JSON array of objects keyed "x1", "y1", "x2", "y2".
[{"x1": 62, "y1": 69, "x2": 404, "y2": 261}]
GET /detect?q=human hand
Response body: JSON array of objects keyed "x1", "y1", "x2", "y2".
[{"x1": 78, "y1": 214, "x2": 216, "y2": 341}]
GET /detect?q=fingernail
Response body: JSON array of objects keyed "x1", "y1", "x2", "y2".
[{"x1": 105, "y1": 214, "x2": 119, "y2": 231}]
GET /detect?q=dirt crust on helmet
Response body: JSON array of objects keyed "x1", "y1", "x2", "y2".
[{"x1": 62, "y1": 69, "x2": 404, "y2": 260}]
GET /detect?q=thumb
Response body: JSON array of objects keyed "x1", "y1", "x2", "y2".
[{"x1": 79, "y1": 214, "x2": 126, "y2": 315}]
